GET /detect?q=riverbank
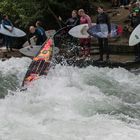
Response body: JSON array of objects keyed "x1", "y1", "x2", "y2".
[
  {"x1": 1, "y1": 46, "x2": 139, "y2": 70},
  {"x1": 0, "y1": 3, "x2": 137, "y2": 66},
  {"x1": 0, "y1": 48, "x2": 22, "y2": 61}
]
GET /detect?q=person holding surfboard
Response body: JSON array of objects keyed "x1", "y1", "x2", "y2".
[
  {"x1": 28, "y1": 23, "x2": 47, "y2": 46},
  {"x1": 2, "y1": 15, "x2": 14, "y2": 51},
  {"x1": 130, "y1": 7, "x2": 140, "y2": 61},
  {"x1": 78, "y1": 9, "x2": 92, "y2": 59},
  {"x1": 96, "y1": 6, "x2": 111, "y2": 62}
]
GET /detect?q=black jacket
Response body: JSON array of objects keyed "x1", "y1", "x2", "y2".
[
  {"x1": 28, "y1": 27, "x2": 47, "y2": 45},
  {"x1": 131, "y1": 15, "x2": 140, "y2": 28},
  {"x1": 61, "y1": 17, "x2": 79, "y2": 27}
]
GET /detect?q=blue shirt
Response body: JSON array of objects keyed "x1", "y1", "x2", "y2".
[{"x1": 2, "y1": 19, "x2": 13, "y2": 30}]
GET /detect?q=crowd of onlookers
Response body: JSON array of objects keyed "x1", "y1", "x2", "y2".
[
  {"x1": 1, "y1": 0, "x2": 140, "y2": 62},
  {"x1": 55, "y1": 0, "x2": 140, "y2": 61}
]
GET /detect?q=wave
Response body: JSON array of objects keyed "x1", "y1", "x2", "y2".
[{"x1": 0, "y1": 58, "x2": 140, "y2": 139}]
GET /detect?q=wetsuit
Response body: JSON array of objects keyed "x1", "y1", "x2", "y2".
[
  {"x1": 65, "y1": 17, "x2": 79, "y2": 27},
  {"x1": 28, "y1": 27, "x2": 47, "y2": 45},
  {"x1": 54, "y1": 17, "x2": 79, "y2": 48},
  {"x1": 96, "y1": 12, "x2": 111, "y2": 61},
  {"x1": 2, "y1": 19, "x2": 13, "y2": 51}
]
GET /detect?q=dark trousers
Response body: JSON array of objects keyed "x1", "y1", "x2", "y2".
[
  {"x1": 98, "y1": 38, "x2": 110, "y2": 60},
  {"x1": 5, "y1": 35, "x2": 12, "y2": 50},
  {"x1": 134, "y1": 43, "x2": 140, "y2": 60}
]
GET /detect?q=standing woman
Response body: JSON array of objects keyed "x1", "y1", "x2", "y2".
[
  {"x1": 54, "y1": 10, "x2": 79, "y2": 48},
  {"x1": 96, "y1": 6, "x2": 111, "y2": 61},
  {"x1": 59, "y1": 10, "x2": 79, "y2": 27},
  {"x1": 78, "y1": 9, "x2": 92, "y2": 58},
  {"x1": 2, "y1": 15, "x2": 14, "y2": 51}
]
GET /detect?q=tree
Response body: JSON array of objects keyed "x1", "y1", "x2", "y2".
[{"x1": 0, "y1": 0, "x2": 98, "y2": 29}]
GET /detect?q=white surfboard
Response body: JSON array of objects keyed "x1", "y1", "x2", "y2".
[
  {"x1": 68, "y1": 23, "x2": 96, "y2": 38},
  {"x1": 19, "y1": 45, "x2": 59, "y2": 57},
  {"x1": 19, "y1": 45, "x2": 41, "y2": 57},
  {"x1": 22, "y1": 29, "x2": 56, "y2": 47},
  {"x1": 129, "y1": 24, "x2": 140, "y2": 46},
  {"x1": 0, "y1": 24, "x2": 26, "y2": 37}
]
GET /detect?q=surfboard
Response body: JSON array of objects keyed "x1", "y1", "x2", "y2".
[
  {"x1": 68, "y1": 23, "x2": 96, "y2": 38},
  {"x1": 19, "y1": 45, "x2": 59, "y2": 57},
  {"x1": 22, "y1": 38, "x2": 54, "y2": 86},
  {"x1": 19, "y1": 45, "x2": 41, "y2": 57},
  {"x1": 22, "y1": 29, "x2": 56, "y2": 47},
  {"x1": 87, "y1": 23, "x2": 118, "y2": 38},
  {"x1": 129, "y1": 24, "x2": 140, "y2": 46},
  {"x1": 0, "y1": 24, "x2": 26, "y2": 37}
]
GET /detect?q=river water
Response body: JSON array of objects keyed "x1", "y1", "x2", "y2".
[{"x1": 0, "y1": 57, "x2": 140, "y2": 140}]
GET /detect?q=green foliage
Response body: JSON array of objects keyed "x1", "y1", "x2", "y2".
[{"x1": 0, "y1": 0, "x2": 97, "y2": 29}]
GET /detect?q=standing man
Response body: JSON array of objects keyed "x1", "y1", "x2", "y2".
[
  {"x1": 2, "y1": 15, "x2": 14, "y2": 51},
  {"x1": 28, "y1": 21, "x2": 47, "y2": 46},
  {"x1": 96, "y1": 6, "x2": 111, "y2": 61}
]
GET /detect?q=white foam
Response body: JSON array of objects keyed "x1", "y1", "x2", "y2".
[{"x1": 0, "y1": 60, "x2": 140, "y2": 140}]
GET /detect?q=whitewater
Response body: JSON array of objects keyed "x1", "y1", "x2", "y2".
[{"x1": 0, "y1": 57, "x2": 140, "y2": 140}]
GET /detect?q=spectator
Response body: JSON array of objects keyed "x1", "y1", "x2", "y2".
[
  {"x1": 78, "y1": 9, "x2": 92, "y2": 59},
  {"x1": 2, "y1": 15, "x2": 14, "y2": 52},
  {"x1": 59, "y1": 10, "x2": 79, "y2": 27},
  {"x1": 96, "y1": 6, "x2": 111, "y2": 62}
]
